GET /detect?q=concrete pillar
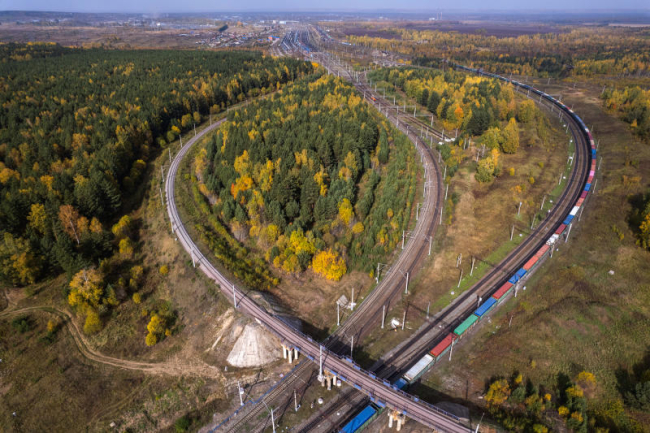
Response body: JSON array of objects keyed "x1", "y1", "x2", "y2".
[
  {"x1": 397, "y1": 418, "x2": 402, "y2": 431},
  {"x1": 389, "y1": 413, "x2": 394, "y2": 428},
  {"x1": 326, "y1": 376, "x2": 332, "y2": 390},
  {"x1": 294, "y1": 348, "x2": 298, "y2": 360},
  {"x1": 288, "y1": 348, "x2": 293, "y2": 363},
  {"x1": 282, "y1": 345, "x2": 287, "y2": 359}
]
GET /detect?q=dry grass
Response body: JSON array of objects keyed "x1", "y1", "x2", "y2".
[
  {"x1": 358, "y1": 93, "x2": 569, "y2": 361},
  {"x1": 419, "y1": 79, "x2": 650, "y2": 430}
]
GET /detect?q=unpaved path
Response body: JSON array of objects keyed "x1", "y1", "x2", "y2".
[{"x1": 0, "y1": 304, "x2": 224, "y2": 380}]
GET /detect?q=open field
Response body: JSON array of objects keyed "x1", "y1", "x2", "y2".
[
  {"x1": 352, "y1": 78, "x2": 571, "y2": 366},
  {"x1": 416, "y1": 79, "x2": 650, "y2": 430}
]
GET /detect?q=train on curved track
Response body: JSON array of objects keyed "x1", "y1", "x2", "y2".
[{"x1": 340, "y1": 63, "x2": 597, "y2": 433}]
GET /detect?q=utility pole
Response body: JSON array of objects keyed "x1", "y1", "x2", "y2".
[
  {"x1": 517, "y1": 201, "x2": 522, "y2": 216},
  {"x1": 426, "y1": 301, "x2": 430, "y2": 320},
  {"x1": 540, "y1": 195, "x2": 546, "y2": 210},
  {"x1": 470, "y1": 256, "x2": 475, "y2": 276},
  {"x1": 405, "y1": 271, "x2": 409, "y2": 294},
  {"x1": 337, "y1": 302, "x2": 340, "y2": 326},
  {"x1": 238, "y1": 381, "x2": 244, "y2": 406},
  {"x1": 319, "y1": 345, "x2": 323, "y2": 380},
  {"x1": 294, "y1": 389, "x2": 299, "y2": 412},
  {"x1": 402, "y1": 310, "x2": 406, "y2": 330},
  {"x1": 350, "y1": 335, "x2": 354, "y2": 358},
  {"x1": 458, "y1": 269, "x2": 463, "y2": 288},
  {"x1": 232, "y1": 283, "x2": 237, "y2": 308},
  {"x1": 510, "y1": 225, "x2": 515, "y2": 241}
]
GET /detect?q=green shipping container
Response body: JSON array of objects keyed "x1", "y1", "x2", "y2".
[{"x1": 454, "y1": 314, "x2": 479, "y2": 337}]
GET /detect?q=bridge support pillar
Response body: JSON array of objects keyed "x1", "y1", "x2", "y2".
[
  {"x1": 282, "y1": 345, "x2": 287, "y2": 359},
  {"x1": 288, "y1": 348, "x2": 294, "y2": 363},
  {"x1": 294, "y1": 348, "x2": 299, "y2": 361}
]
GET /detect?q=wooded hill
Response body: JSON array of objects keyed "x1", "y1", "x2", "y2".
[
  {"x1": 192, "y1": 73, "x2": 418, "y2": 284},
  {"x1": 0, "y1": 43, "x2": 312, "y2": 286}
]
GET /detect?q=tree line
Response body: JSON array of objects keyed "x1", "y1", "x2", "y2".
[{"x1": 345, "y1": 26, "x2": 650, "y2": 78}]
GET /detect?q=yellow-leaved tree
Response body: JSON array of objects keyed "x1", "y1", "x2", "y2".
[
  {"x1": 312, "y1": 249, "x2": 347, "y2": 281},
  {"x1": 68, "y1": 268, "x2": 104, "y2": 311},
  {"x1": 338, "y1": 198, "x2": 354, "y2": 226}
]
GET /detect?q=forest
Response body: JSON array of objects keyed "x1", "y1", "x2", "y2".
[
  {"x1": 602, "y1": 86, "x2": 650, "y2": 141},
  {"x1": 192, "y1": 73, "x2": 418, "y2": 283},
  {"x1": 345, "y1": 27, "x2": 650, "y2": 78},
  {"x1": 368, "y1": 67, "x2": 547, "y2": 183},
  {"x1": 0, "y1": 43, "x2": 312, "y2": 289}
]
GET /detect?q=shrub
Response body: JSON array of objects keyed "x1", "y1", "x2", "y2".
[{"x1": 159, "y1": 265, "x2": 169, "y2": 276}]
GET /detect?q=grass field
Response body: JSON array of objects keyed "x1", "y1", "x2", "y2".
[
  {"x1": 355, "y1": 79, "x2": 571, "y2": 366},
  {"x1": 416, "y1": 79, "x2": 650, "y2": 431}
]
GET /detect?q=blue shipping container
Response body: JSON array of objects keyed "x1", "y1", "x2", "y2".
[
  {"x1": 395, "y1": 378, "x2": 408, "y2": 390},
  {"x1": 474, "y1": 297, "x2": 497, "y2": 317},
  {"x1": 341, "y1": 406, "x2": 377, "y2": 433},
  {"x1": 585, "y1": 183, "x2": 591, "y2": 191},
  {"x1": 508, "y1": 275, "x2": 519, "y2": 285},
  {"x1": 515, "y1": 268, "x2": 527, "y2": 280}
]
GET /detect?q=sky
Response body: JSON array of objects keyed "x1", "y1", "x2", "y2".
[{"x1": 1, "y1": 0, "x2": 648, "y2": 13}]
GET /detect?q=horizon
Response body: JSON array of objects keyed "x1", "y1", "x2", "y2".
[{"x1": 2, "y1": 1, "x2": 650, "y2": 15}]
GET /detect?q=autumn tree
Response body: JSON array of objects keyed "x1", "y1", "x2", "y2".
[
  {"x1": 312, "y1": 249, "x2": 347, "y2": 281},
  {"x1": 501, "y1": 118, "x2": 520, "y2": 154},
  {"x1": 0, "y1": 232, "x2": 42, "y2": 285},
  {"x1": 338, "y1": 198, "x2": 354, "y2": 225},
  {"x1": 68, "y1": 268, "x2": 104, "y2": 310},
  {"x1": 517, "y1": 100, "x2": 536, "y2": 123},
  {"x1": 59, "y1": 205, "x2": 82, "y2": 244},
  {"x1": 476, "y1": 149, "x2": 501, "y2": 183},
  {"x1": 486, "y1": 379, "x2": 511, "y2": 408}
]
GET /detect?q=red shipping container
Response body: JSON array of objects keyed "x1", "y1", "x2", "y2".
[
  {"x1": 535, "y1": 244, "x2": 550, "y2": 257},
  {"x1": 493, "y1": 282, "x2": 514, "y2": 300},
  {"x1": 430, "y1": 333, "x2": 455, "y2": 358},
  {"x1": 555, "y1": 224, "x2": 567, "y2": 235},
  {"x1": 576, "y1": 198, "x2": 584, "y2": 207},
  {"x1": 580, "y1": 191, "x2": 588, "y2": 199},
  {"x1": 524, "y1": 256, "x2": 539, "y2": 270}
]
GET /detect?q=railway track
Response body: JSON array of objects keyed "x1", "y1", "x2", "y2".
[
  {"x1": 289, "y1": 56, "x2": 591, "y2": 431},
  {"x1": 164, "y1": 56, "x2": 470, "y2": 431},
  {"x1": 209, "y1": 58, "x2": 448, "y2": 433}
]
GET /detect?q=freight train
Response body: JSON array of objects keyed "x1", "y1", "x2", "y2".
[{"x1": 340, "y1": 64, "x2": 596, "y2": 433}]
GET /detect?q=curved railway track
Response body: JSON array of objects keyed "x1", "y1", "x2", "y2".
[
  {"x1": 164, "y1": 74, "x2": 470, "y2": 432},
  {"x1": 291, "y1": 56, "x2": 591, "y2": 432}
]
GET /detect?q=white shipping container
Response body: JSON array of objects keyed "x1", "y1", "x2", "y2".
[
  {"x1": 403, "y1": 354, "x2": 434, "y2": 382},
  {"x1": 546, "y1": 234, "x2": 559, "y2": 245},
  {"x1": 570, "y1": 206, "x2": 579, "y2": 216}
]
